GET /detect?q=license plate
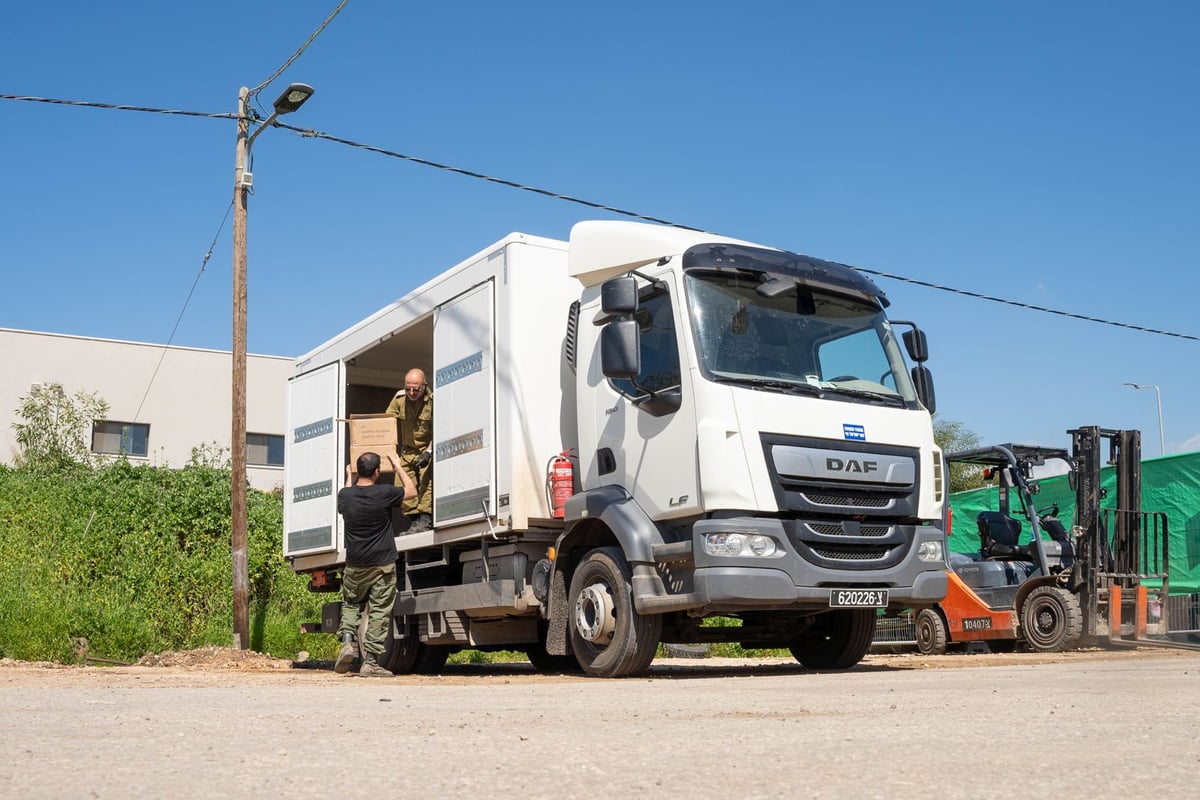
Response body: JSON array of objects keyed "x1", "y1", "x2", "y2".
[{"x1": 830, "y1": 589, "x2": 888, "y2": 608}]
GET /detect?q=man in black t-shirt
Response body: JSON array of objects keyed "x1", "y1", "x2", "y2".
[{"x1": 334, "y1": 450, "x2": 417, "y2": 676}]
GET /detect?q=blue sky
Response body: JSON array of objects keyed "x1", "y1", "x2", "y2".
[{"x1": 2, "y1": 1, "x2": 1197, "y2": 455}]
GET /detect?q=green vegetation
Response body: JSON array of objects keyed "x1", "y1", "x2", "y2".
[
  {"x1": 934, "y1": 416, "x2": 986, "y2": 493},
  {"x1": 0, "y1": 461, "x2": 332, "y2": 663},
  {"x1": 11, "y1": 382, "x2": 109, "y2": 471},
  {"x1": 698, "y1": 616, "x2": 788, "y2": 658}
]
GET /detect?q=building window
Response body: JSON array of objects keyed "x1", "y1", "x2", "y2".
[
  {"x1": 92, "y1": 421, "x2": 150, "y2": 458},
  {"x1": 247, "y1": 433, "x2": 284, "y2": 467}
]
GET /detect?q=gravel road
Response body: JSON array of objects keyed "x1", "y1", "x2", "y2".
[{"x1": 2, "y1": 648, "x2": 1197, "y2": 799}]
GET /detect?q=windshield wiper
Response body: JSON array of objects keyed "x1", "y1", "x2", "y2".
[
  {"x1": 820, "y1": 385, "x2": 905, "y2": 406},
  {"x1": 709, "y1": 375, "x2": 823, "y2": 396}
]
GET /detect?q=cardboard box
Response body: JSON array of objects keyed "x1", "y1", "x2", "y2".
[
  {"x1": 348, "y1": 413, "x2": 397, "y2": 447},
  {"x1": 347, "y1": 415, "x2": 398, "y2": 481},
  {"x1": 350, "y1": 444, "x2": 397, "y2": 472}
]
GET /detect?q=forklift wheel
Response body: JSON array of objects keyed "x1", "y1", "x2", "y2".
[
  {"x1": 915, "y1": 608, "x2": 948, "y2": 656},
  {"x1": 1020, "y1": 586, "x2": 1083, "y2": 652}
]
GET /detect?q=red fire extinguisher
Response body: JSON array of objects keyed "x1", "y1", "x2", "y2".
[{"x1": 546, "y1": 449, "x2": 576, "y2": 519}]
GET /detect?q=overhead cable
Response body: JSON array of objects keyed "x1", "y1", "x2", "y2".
[
  {"x1": 1, "y1": 92, "x2": 1195, "y2": 342},
  {"x1": 134, "y1": 201, "x2": 236, "y2": 422},
  {"x1": 845, "y1": 266, "x2": 1200, "y2": 342},
  {"x1": 249, "y1": 0, "x2": 349, "y2": 96},
  {"x1": 0, "y1": 93, "x2": 235, "y2": 119},
  {"x1": 276, "y1": 121, "x2": 704, "y2": 230}
]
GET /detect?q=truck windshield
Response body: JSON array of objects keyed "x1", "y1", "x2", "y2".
[{"x1": 685, "y1": 270, "x2": 918, "y2": 406}]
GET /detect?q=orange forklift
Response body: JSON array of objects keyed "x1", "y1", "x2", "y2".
[{"x1": 917, "y1": 427, "x2": 1188, "y2": 655}]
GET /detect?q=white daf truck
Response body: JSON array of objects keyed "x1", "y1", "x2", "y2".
[{"x1": 284, "y1": 220, "x2": 948, "y2": 677}]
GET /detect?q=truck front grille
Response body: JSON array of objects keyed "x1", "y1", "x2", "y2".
[
  {"x1": 808, "y1": 522, "x2": 891, "y2": 537},
  {"x1": 802, "y1": 493, "x2": 891, "y2": 509},
  {"x1": 783, "y1": 519, "x2": 910, "y2": 571},
  {"x1": 762, "y1": 434, "x2": 922, "y2": 519}
]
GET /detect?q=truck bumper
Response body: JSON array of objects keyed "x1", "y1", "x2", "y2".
[
  {"x1": 692, "y1": 564, "x2": 947, "y2": 607},
  {"x1": 634, "y1": 517, "x2": 948, "y2": 614}
]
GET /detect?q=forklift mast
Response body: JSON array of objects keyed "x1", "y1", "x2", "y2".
[{"x1": 1068, "y1": 426, "x2": 1171, "y2": 641}]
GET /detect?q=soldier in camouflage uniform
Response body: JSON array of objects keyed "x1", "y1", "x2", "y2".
[{"x1": 386, "y1": 368, "x2": 434, "y2": 532}]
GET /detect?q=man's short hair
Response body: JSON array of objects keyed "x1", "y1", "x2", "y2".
[{"x1": 356, "y1": 451, "x2": 381, "y2": 477}]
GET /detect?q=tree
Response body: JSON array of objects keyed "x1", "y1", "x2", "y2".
[
  {"x1": 11, "y1": 383, "x2": 110, "y2": 472},
  {"x1": 934, "y1": 416, "x2": 986, "y2": 493}
]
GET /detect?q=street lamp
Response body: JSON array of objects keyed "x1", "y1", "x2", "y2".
[
  {"x1": 1123, "y1": 382, "x2": 1165, "y2": 457},
  {"x1": 231, "y1": 81, "x2": 314, "y2": 649}
]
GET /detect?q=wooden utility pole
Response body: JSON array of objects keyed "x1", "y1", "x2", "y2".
[{"x1": 230, "y1": 86, "x2": 250, "y2": 650}]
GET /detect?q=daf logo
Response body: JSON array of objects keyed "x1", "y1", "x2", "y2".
[
  {"x1": 826, "y1": 457, "x2": 879, "y2": 475},
  {"x1": 772, "y1": 445, "x2": 914, "y2": 486}
]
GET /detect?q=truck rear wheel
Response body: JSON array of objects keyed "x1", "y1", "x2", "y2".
[
  {"x1": 915, "y1": 608, "x2": 949, "y2": 656},
  {"x1": 378, "y1": 616, "x2": 450, "y2": 674},
  {"x1": 568, "y1": 547, "x2": 661, "y2": 678},
  {"x1": 789, "y1": 609, "x2": 876, "y2": 669},
  {"x1": 1020, "y1": 586, "x2": 1083, "y2": 652}
]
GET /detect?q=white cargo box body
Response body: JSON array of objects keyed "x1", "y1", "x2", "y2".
[{"x1": 284, "y1": 233, "x2": 579, "y2": 569}]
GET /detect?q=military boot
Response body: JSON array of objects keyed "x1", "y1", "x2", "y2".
[
  {"x1": 358, "y1": 655, "x2": 392, "y2": 677},
  {"x1": 334, "y1": 633, "x2": 358, "y2": 674}
]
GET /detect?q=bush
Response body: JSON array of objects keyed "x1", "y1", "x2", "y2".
[{"x1": 0, "y1": 462, "x2": 331, "y2": 663}]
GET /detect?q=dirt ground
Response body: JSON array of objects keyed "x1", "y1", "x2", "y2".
[
  {"x1": 4, "y1": 646, "x2": 1197, "y2": 798},
  {"x1": 1, "y1": 643, "x2": 1187, "y2": 687}
]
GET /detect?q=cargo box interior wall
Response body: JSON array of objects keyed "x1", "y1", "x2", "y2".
[
  {"x1": 342, "y1": 315, "x2": 433, "y2": 535},
  {"x1": 343, "y1": 315, "x2": 433, "y2": 421}
]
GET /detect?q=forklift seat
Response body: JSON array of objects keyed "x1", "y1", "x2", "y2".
[{"x1": 977, "y1": 511, "x2": 1031, "y2": 560}]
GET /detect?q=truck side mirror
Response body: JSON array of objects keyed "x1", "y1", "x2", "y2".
[
  {"x1": 601, "y1": 276, "x2": 639, "y2": 315},
  {"x1": 902, "y1": 328, "x2": 929, "y2": 363},
  {"x1": 911, "y1": 364, "x2": 936, "y2": 414},
  {"x1": 600, "y1": 319, "x2": 641, "y2": 379}
]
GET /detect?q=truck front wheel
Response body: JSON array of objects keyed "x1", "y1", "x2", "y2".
[
  {"x1": 789, "y1": 609, "x2": 876, "y2": 670},
  {"x1": 568, "y1": 547, "x2": 661, "y2": 678}
]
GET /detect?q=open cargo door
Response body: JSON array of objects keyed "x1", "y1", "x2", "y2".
[
  {"x1": 284, "y1": 361, "x2": 344, "y2": 557},
  {"x1": 433, "y1": 280, "x2": 496, "y2": 527}
]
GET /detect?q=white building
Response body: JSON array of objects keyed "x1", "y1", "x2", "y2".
[{"x1": 0, "y1": 328, "x2": 292, "y2": 490}]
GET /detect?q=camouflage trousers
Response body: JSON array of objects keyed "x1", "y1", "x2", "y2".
[
  {"x1": 337, "y1": 563, "x2": 396, "y2": 658},
  {"x1": 399, "y1": 451, "x2": 433, "y2": 516}
]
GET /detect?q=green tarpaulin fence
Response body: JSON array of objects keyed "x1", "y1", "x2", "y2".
[{"x1": 947, "y1": 451, "x2": 1200, "y2": 595}]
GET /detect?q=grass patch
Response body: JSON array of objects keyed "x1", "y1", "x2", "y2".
[{"x1": 0, "y1": 463, "x2": 328, "y2": 663}]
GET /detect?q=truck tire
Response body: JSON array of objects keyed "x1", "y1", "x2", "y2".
[
  {"x1": 789, "y1": 609, "x2": 876, "y2": 670},
  {"x1": 525, "y1": 621, "x2": 581, "y2": 673},
  {"x1": 378, "y1": 617, "x2": 450, "y2": 674},
  {"x1": 1020, "y1": 586, "x2": 1083, "y2": 652},
  {"x1": 568, "y1": 547, "x2": 661, "y2": 678},
  {"x1": 915, "y1": 608, "x2": 949, "y2": 656},
  {"x1": 413, "y1": 645, "x2": 450, "y2": 674},
  {"x1": 524, "y1": 646, "x2": 580, "y2": 673}
]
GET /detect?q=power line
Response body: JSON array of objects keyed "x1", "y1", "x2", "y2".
[
  {"x1": 249, "y1": 0, "x2": 349, "y2": 96},
  {"x1": 1, "y1": 92, "x2": 1196, "y2": 342},
  {"x1": 844, "y1": 266, "x2": 1200, "y2": 342},
  {"x1": 276, "y1": 121, "x2": 704, "y2": 230},
  {"x1": 0, "y1": 93, "x2": 235, "y2": 119},
  {"x1": 278, "y1": 121, "x2": 1198, "y2": 342},
  {"x1": 134, "y1": 201, "x2": 236, "y2": 422}
]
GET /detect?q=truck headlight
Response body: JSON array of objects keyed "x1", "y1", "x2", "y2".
[
  {"x1": 917, "y1": 540, "x2": 944, "y2": 562},
  {"x1": 703, "y1": 533, "x2": 778, "y2": 557}
]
